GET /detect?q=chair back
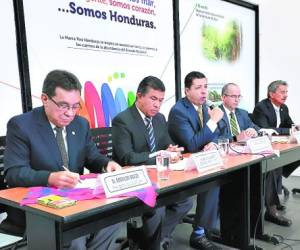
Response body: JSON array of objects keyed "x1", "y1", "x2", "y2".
[
  {"x1": 90, "y1": 127, "x2": 113, "y2": 158},
  {"x1": 0, "y1": 136, "x2": 27, "y2": 239},
  {"x1": 0, "y1": 136, "x2": 7, "y2": 190}
]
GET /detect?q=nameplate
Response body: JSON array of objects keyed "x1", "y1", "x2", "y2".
[
  {"x1": 247, "y1": 136, "x2": 273, "y2": 153},
  {"x1": 100, "y1": 166, "x2": 151, "y2": 198},
  {"x1": 191, "y1": 150, "x2": 223, "y2": 172}
]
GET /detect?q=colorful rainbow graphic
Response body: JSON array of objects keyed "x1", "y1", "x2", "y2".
[
  {"x1": 79, "y1": 80, "x2": 135, "y2": 128},
  {"x1": 1, "y1": 73, "x2": 135, "y2": 129}
]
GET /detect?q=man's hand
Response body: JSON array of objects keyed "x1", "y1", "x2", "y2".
[
  {"x1": 203, "y1": 142, "x2": 218, "y2": 151},
  {"x1": 245, "y1": 128, "x2": 258, "y2": 137},
  {"x1": 166, "y1": 144, "x2": 184, "y2": 152},
  {"x1": 236, "y1": 128, "x2": 257, "y2": 141},
  {"x1": 166, "y1": 145, "x2": 184, "y2": 163},
  {"x1": 208, "y1": 107, "x2": 224, "y2": 123},
  {"x1": 105, "y1": 161, "x2": 122, "y2": 172},
  {"x1": 48, "y1": 171, "x2": 80, "y2": 189}
]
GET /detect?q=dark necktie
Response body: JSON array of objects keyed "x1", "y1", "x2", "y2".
[
  {"x1": 230, "y1": 112, "x2": 239, "y2": 136},
  {"x1": 197, "y1": 105, "x2": 203, "y2": 127},
  {"x1": 55, "y1": 127, "x2": 69, "y2": 168},
  {"x1": 145, "y1": 117, "x2": 156, "y2": 153}
]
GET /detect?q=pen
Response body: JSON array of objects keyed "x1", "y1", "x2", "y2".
[{"x1": 62, "y1": 166, "x2": 82, "y2": 183}]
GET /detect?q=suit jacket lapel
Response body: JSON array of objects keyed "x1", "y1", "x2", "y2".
[
  {"x1": 279, "y1": 105, "x2": 285, "y2": 126},
  {"x1": 220, "y1": 105, "x2": 231, "y2": 134},
  {"x1": 266, "y1": 99, "x2": 277, "y2": 127},
  {"x1": 130, "y1": 105, "x2": 150, "y2": 146},
  {"x1": 66, "y1": 122, "x2": 78, "y2": 171},
  {"x1": 182, "y1": 98, "x2": 200, "y2": 132},
  {"x1": 35, "y1": 107, "x2": 62, "y2": 170},
  {"x1": 235, "y1": 109, "x2": 244, "y2": 130}
]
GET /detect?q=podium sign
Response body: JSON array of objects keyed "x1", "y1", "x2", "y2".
[
  {"x1": 101, "y1": 166, "x2": 151, "y2": 198},
  {"x1": 247, "y1": 136, "x2": 273, "y2": 153},
  {"x1": 190, "y1": 150, "x2": 223, "y2": 172}
]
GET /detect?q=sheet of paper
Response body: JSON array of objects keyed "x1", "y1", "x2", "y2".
[
  {"x1": 169, "y1": 158, "x2": 187, "y2": 171},
  {"x1": 75, "y1": 178, "x2": 97, "y2": 189}
]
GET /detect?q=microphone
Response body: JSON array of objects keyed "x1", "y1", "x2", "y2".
[
  {"x1": 206, "y1": 99, "x2": 217, "y2": 110},
  {"x1": 206, "y1": 100, "x2": 227, "y2": 137}
]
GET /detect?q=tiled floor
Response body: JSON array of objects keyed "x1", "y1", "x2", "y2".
[{"x1": 1, "y1": 176, "x2": 300, "y2": 249}]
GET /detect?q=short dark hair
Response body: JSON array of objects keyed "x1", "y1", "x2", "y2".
[
  {"x1": 184, "y1": 71, "x2": 206, "y2": 89},
  {"x1": 221, "y1": 83, "x2": 238, "y2": 96},
  {"x1": 267, "y1": 80, "x2": 288, "y2": 98},
  {"x1": 42, "y1": 70, "x2": 82, "y2": 97},
  {"x1": 136, "y1": 76, "x2": 165, "y2": 95}
]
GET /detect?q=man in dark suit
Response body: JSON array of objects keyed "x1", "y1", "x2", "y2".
[
  {"x1": 168, "y1": 71, "x2": 224, "y2": 250},
  {"x1": 218, "y1": 83, "x2": 259, "y2": 141},
  {"x1": 112, "y1": 76, "x2": 193, "y2": 250},
  {"x1": 252, "y1": 80, "x2": 295, "y2": 227},
  {"x1": 4, "y1": 70, "x2": 121, "y2": 249}
]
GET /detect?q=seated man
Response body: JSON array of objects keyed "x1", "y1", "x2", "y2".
[
  {"x1": 112, "y1": 76, "x2": 193, "y2": 250},
  {"x1": 168, "y1": 71, "x2": 224, "y2": 250},
  {"x1": 4, "y1": 70, "x2": 121, "y2": 249},
  {"x1": 218, "y1": 83, "x2": 259, "y2": 142},
  {"x1": 252, "y1": 80, "x2": 295, "y2": 226}
]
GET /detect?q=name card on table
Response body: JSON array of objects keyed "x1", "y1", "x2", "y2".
[
  {"x1": 247, "y1": 136, "x2": 273, "y2": 154},
  {"x1": 100, "y1": 166, "x2": 151, "y2": 198},
  {"x1": 188, "y1": 150, "x2": 223, "y2": 172}
]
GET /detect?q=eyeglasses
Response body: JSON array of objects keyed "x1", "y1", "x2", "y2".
[
  {"x1": 224, "y1": 94, "x2": 243, "y2": 99},
  {"x1": 49, "y1": 96, "x2": 81, "y2": 112}
]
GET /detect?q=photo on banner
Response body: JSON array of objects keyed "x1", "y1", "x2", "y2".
[
  {"x1": 0, "y1": 0, "x2": 22, "y2": 135},
  {"x1": 23, "y1": 0, "x2": 176, "y2": 128},
  {"x1": 179, "y1": 0, "x2": 257, "y2": 110}
]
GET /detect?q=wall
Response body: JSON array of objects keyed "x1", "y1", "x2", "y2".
[{"x1": 252, "y1": 0, "x2": 300, "y2": 175}]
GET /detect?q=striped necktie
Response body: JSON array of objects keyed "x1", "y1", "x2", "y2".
[
  {"x1": 145, "y1": 117, "x2": 156, "y2": 153},
  {"x1": 197, "y1": 105, "x2": 203, "y2": 127},
  {"x1": 230, "y1": 112, "x2": 239, "y2": 136},
  {"x1": 55, "y1": 126, "x2": 69, "y2": 168}
]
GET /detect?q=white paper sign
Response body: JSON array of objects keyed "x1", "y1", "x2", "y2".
[
  {"x1": 190, "y1": 150, "x2": 223, "y2": 172},
  {"x1": 247, "y1": 136, "x2": 273, "y2": 153},
  {"x1": 100, "y1": 166, "x2": 151, "y2": 198}
]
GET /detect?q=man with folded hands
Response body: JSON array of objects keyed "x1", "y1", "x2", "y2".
[{"x1": 112, "y1": 75, "x2": 192, "y2": 250}]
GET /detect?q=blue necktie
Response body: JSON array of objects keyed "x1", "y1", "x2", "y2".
[{"x1": 145, "y1": 117, "x2": 156, "y2": 153}]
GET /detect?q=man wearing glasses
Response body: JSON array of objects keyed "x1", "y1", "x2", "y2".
[
  {"x1": 218, "y1": 83, "x2": 259, "y2": 142},
  {"x1": 4, "y1": 70, "x2": 121, "y2": 249}
]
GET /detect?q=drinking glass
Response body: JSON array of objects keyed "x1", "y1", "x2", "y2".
[
  {"x1": 218, "y1": 138, "x2": 229, "y2": 157},
  {"x1": 156, "y1": 153, "x2": 170, "y2": 180}
]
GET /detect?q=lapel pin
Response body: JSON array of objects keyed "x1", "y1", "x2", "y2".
[{"x1": 72, "y1": 131, "x2": 75, "y2": 135}]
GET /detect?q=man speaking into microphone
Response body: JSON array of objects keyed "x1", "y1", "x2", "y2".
[{"x1": 168, "y1": 71, "x2": 223, "y2": 250}]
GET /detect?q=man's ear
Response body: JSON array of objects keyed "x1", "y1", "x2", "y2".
[
  {"x1": 41, "y1": 93, "x2": 48, "y2": 105},
  {"x1": 136, "y1": 92, "x2": 142, "y2": 99}
]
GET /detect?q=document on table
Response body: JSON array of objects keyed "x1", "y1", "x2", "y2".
[{"x1": 75, "y1": 178, "x2": 97, "y2": 189}]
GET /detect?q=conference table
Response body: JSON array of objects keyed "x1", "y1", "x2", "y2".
[{"x1": 0, "y1": 143, "x2": 299, "y2": 250}]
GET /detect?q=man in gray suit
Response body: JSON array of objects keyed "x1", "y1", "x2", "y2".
[{"x1": 112, "y1": 76, "x2": 193, "y2": 249}]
